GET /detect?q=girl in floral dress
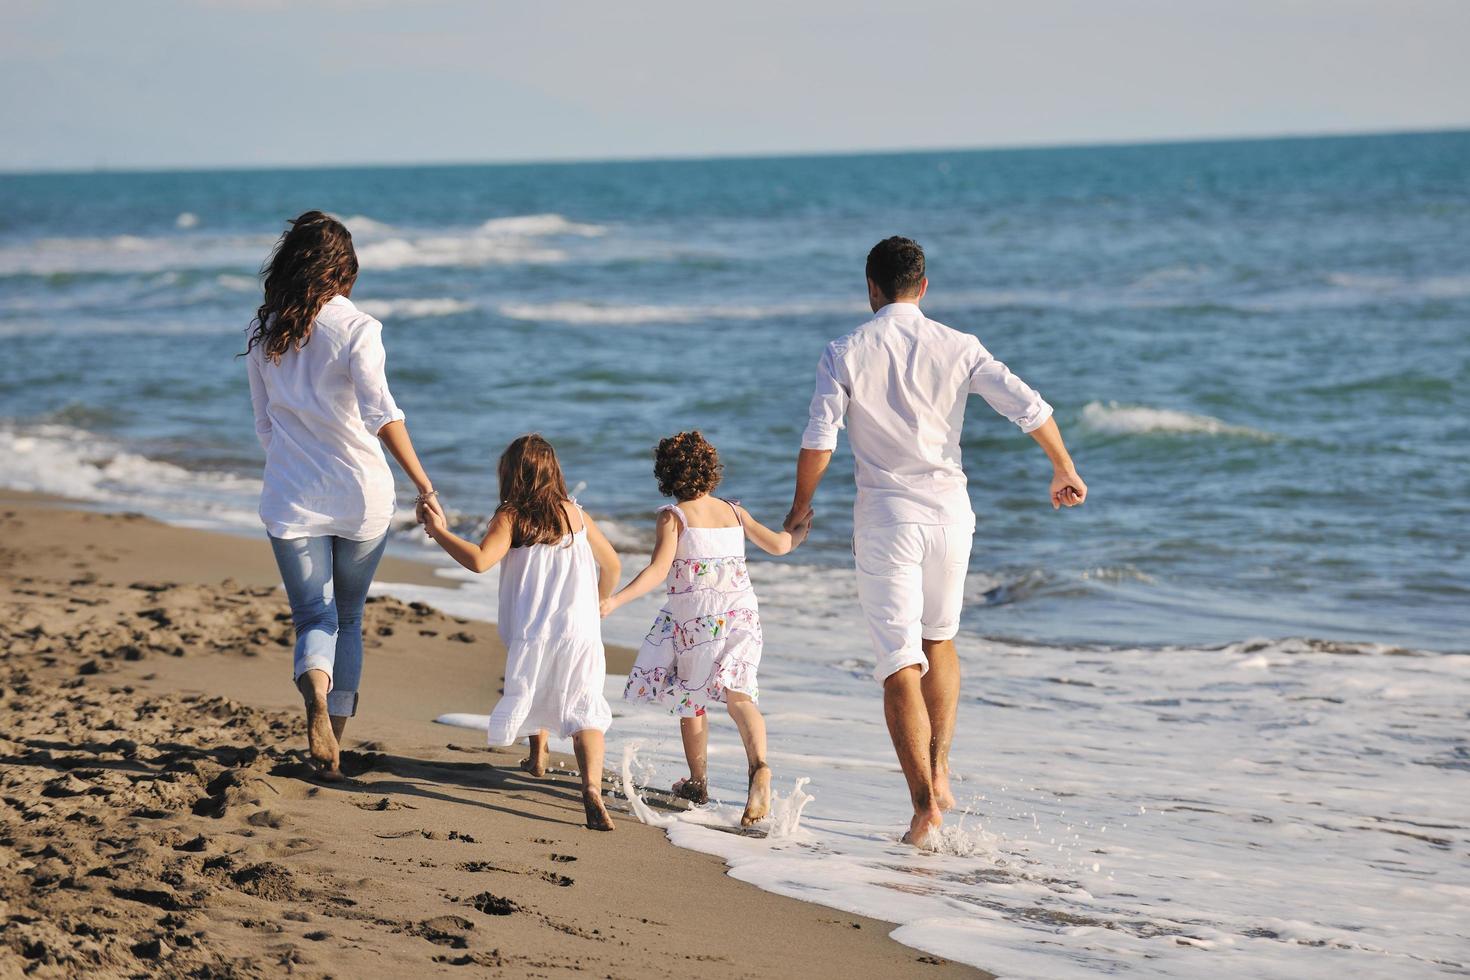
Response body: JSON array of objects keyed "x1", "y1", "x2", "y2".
[{"x1": 602, "y1": 431, "x2": 811, "y2": 826}]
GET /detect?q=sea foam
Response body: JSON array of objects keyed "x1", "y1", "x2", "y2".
[
  {"x1": 355, "y1": 298, "x2": 476, "y2": 319},
  {"x1": 1080, "y1": 400, "x2": 1273, "y2": 439}
]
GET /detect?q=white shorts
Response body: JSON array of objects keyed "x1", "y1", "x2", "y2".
[{"x1": 853, "y1": 523, "x2": 974, "y2": 683}]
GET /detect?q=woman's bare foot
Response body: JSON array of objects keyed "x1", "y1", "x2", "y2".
[
  {"x1": 305, "y1": 696, "x2": 342, "y2": 782},
  {"x1": 672, "y1": 777, "x2": 708, "y2": 805},
  {"x1": 582, "y1": 789, "x2": 615, "y2": 831},
  {"x1": 740, "y1": 762, "x2": 771, "y2": 827},
  {"x1": 932, "y1": 768, "x2": 956, "y2": 811},
  {"x1": 901, "y1": 805, "x2": 944, "y2": 848},
  {"x1": 520, "y1": 734, "x2": 549, "y2": 777}
]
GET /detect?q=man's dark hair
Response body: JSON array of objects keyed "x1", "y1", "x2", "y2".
[{"x1": 865, "y1": 236, "x2": 925, "y2": 301}]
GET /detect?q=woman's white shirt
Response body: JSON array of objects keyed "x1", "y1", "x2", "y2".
[{"x1": 246, "y1": 295, "x2": 404, "y2": 540}]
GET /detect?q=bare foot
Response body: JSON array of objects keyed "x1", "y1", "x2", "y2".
[
  {"x1": 901, "y1": 805, "x2": 944, "y2": 848},
  {"x1": 582, "y1": 790, "x2": 615, "y2": 831},
  {"x1": 740, "y1": 762, "x2": 771, "y2": 827},
  {"x1": 520, "y1": 736, "x2": 548, "y2": 777},
  {"x1": 305, "y1": 696, "x2": 342, "y2": 782},
  {"x1": 672, "y1": 777, "x2": 708, "y2": 806},
  {"x1": 932, "y1": 768, "x2": 956, "y2": 811}
]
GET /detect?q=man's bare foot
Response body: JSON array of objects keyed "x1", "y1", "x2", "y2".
[
  {"x1": 901, "y1": 805, "x2": 944, "y2": 848},
  {"x1": 305, "y1": 696, "x2": 342, "y2": 782},
  {"x1": 520, "y1": 736, "x2": 548, "y2": 777},
  {"x1": 740, "y1": 762, "x2": 771, "y2": 827},
  {"x1": 932, "y1": 768, "x2": 956, "y2": 811},
  {"x1": 582, "y1": 789, "x2": 615, "y2": 831},
  {"x1": 672, "y1": 777, "x2": 709, "y2": 805}
]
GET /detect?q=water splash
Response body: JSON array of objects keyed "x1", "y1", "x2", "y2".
[
  {"x1": 763, "y1": 777, "x2": 814, "y2": 839},
  {"x1": 620, "y1": 741, "x2": 675, "y2": 828}
]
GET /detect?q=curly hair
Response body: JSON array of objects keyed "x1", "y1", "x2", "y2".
[
  {"x1": 654, "y1": 431, "x2": 722, "y2": 501},
  {"x1": 245, "y1": 211, "x2": 359, "y2": 364}
]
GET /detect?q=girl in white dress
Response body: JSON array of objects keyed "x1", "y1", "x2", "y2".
[
  {"x1": 425, "y1": 434, "x2": 620, "y2": 831},
  {"x1": 603, "y1": 431, "x2": 811, "y2": 826}
]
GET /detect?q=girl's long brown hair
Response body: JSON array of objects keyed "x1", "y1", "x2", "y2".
[
  {"x1": 245, "y1": 211, "x2": 359, "y2": 364},
  {"x1": 497, "y1": 434, "x2": 574, "y2": 547}
]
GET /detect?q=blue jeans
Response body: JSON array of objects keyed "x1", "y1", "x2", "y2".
[{"x1": 269, "y1": 532, "x2": 388, "y2": 717}]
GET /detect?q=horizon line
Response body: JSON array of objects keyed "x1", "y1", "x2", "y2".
[{"x1": 3, "y1": 123, "x2": 1467, "y2": 179}]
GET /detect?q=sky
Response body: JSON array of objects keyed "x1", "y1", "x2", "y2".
[{"x1": 2, "y1": 0, "x2": 1468, "y2": 172}]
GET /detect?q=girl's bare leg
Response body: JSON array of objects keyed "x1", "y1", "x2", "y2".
[
  {"x1": 521, "y1": 730, "x2": 549, "y2": 777},
  {"x1": 674, "y1": 714, "x2": 709, "y2": 804},
  {"x1": 572, "y1": 730, "x2": 614, "y2": 831},
  {"x1": 727, "y1": 693, "x2": 770, "y2": 826}
]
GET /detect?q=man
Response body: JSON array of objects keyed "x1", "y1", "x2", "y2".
[{"x1": 785, "y1": 236, "x2": 1086, "y2": 846}]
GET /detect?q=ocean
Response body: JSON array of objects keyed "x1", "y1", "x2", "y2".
[{"x1": 2, "y1": 131, "x2": 1466, "y2": 976}]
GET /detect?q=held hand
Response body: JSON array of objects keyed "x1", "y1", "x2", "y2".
[
  {"x1": 788, "y1": 512, "x2": 814, "y2": 549},
  {"x1": 415, "y1": 491, "x2": 445, "y2": 536},
  {"x1": 783, "y1": 504, "x2": 814, "y2": 534},
  {"x1": 599, "y1": 596, "x2": 618, "y2": 619},
  {"x1": 1050, "y1": 470, "x2": 1087, "y2": 510},
  {"x1": 421, "y1": 503, "x2": 449, "y2": 538}
]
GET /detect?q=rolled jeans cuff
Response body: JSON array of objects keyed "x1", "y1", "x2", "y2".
[
  {"x1": 293, "y1": 653, "x2": 334, "y2": 689},
  {"x1": 326, "y1": 689, "x2": 359, "y2": 717}
]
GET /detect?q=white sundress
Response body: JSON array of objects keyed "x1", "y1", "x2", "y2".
[
  {"x1": 623, "y1": 500, "x2": 763, "y2": 717},
  {"x1": 488, "y1": 503, "x2": 612, "y2": 745}
]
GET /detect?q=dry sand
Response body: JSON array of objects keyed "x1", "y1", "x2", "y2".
[{"x1": 0, "y1": 493, "x2": 987, "y2": 978}]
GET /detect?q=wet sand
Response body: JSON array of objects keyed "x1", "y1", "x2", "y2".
[{"x1": 0, "y1": 493, "x2": 986, "y2": 978}]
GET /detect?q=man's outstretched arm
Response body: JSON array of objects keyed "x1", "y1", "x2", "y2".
[
  {"x1": 1028, "y1": 417, "x2": 1086, "y2": 509},
  {"x1": 785, "y1": 448, "x2": 830, "y2": 531}
]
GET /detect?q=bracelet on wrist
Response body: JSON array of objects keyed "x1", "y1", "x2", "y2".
[{"x1": 414, "y1": 489, "x2": 438, "y2": 502}]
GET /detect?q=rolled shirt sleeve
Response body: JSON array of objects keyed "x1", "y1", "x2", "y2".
[
  {"x1": 969, "y1": 340, "x2": 1053, "y2": 433},
  {"x1": 246, "y1": 352, "x2": 273, "y2": 451},
  {"x1": 800, "y1": 342, "x2": 848, "y2": 450},
  {"x1": 347, "y1": 319, "x2": 405, "y2": 435}
]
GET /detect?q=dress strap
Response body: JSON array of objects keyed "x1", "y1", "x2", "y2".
[
  {"x1": 721, "y1": 498, "x2": 744, "y2": 528},
  {"x1": 567, "y1": 498, "x2": 586, "y2": 534},
  {"x1": 657, "y1": 504, "x2": 688, "y2": 529}
]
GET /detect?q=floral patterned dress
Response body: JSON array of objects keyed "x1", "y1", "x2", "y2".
[{"x1": 623, "y1": 500, "x2": 762, "y2": 717}]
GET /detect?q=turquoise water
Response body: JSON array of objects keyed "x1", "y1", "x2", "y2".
[
  {"x1": 2, "y1": 131, "x2": 1465, "y2": 651},
  {"x1": 3, "y1": 133, "x2": 1469, "y2": 976}
]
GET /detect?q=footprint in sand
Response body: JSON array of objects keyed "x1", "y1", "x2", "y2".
[
  {"x1": 455, "y1": 860, "x2": 573, "y2": 887},
  {"x1": 467, "y1": 892, "x2": 518, "y2": 916},
  {"x1": 352, "y1": 796, "x2": 416, "y2": 811},
  {"x1": 411, "y1": 914, "x2": 476, "y2": 948},
  {"x1": 246, "y1": 809, "x2": 288, "y2": 828}
]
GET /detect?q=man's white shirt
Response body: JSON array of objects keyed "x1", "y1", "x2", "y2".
[{"x1": 801, "y1": 302, "x2": 1052, "y2": 528}]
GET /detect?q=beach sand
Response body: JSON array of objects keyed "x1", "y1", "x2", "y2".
[{"x1": 0, "y1": 493, "x2": 985, "y2": 978}]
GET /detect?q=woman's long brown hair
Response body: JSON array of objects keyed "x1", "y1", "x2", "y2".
[
  {"x1": 245, "y1": 211, "x2": 359, "y2": 364},
  {"x1": 496, "y1": 434, "x2": 574, "y2": 547}
]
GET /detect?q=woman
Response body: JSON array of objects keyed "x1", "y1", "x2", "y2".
[{"x1": 245, "y1": 210, "x2": 442, "y2": 781}]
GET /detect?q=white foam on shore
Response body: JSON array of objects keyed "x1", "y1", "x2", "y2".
[{"x1": 0, "y1": 424, "x2": 262, "y2": 528}]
